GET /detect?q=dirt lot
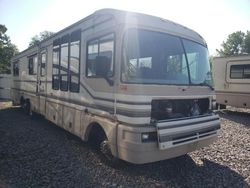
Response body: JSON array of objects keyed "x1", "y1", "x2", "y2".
[{"x1": 0, "y1": 103, "x2": 249, "y2": 188}]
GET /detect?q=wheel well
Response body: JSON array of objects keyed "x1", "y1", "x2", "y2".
[
  {"x1": 87, "y1": 123, "x2": 107, "y2": 146},
  {"x1": 20, "y1": 97, "x2": 30, "y2": 104},
  {"x1": 25, "y1": 98, "x2": 30, "y2": 106}
]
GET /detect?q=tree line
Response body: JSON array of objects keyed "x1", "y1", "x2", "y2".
[
  {"x1": 0, "y1": 25, "x2": 18, "y2": 74},
  {"x1": 216, "y1": 31, "x2": 250, "y2": 57},
  {"x1": 0, "y1": 24, "x2": 54, "y2": 74},
  {"x1": 0, "y1": 24, "x2": 249, "y2": 74}
]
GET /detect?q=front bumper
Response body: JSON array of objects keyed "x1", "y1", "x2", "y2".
[{"x1": 117, "y1": 114, "x2": 220, "y2": 164}]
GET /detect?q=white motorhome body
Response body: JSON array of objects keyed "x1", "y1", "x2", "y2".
[
  {"x1": 11, "y1": 9, "x2": 220, "y2": 164},
  {"x1": 213, "y1": 55, "x2": 250, "y2": 109}
]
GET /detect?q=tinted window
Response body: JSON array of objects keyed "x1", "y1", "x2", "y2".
[
  {"x1": 183, "y1": 39, "x2": 211, "y2": 85},
  {"x1": 28, "y1": 55, "x2": 38, "y2": 75},
  {"x1": 52, "y1": 39, "x2": 60, "y2": 90},
  {"x1": 87, "y1": 34, "x2": 114, "y2": 77},
  {"x1": 60, "y1": 35, "x2": 69, "y2": 91},
  {"x1": 52, "y1": 30, "x2": 81, "y2": 92},
  {"x1": 122, "y1": 29, "x2": 211, "y2": 86},
  {"x1": 13, "y1": 61, "x2": 19, "y2": 76},
  {"x1": 69, "y1": 30, "x2": 81, "y2": 92},
  {"x1": 41, "y1": 52, "x2": 46, "y2": 76},
  {"x1": 230, "y1": 64, "x2": 250, "y2": 79},
  {"x1": 122, "y1": 29, "x2": 189, "y2": 84}
]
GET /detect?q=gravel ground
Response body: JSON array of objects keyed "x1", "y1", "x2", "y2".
[{"x1": 0, "y1": 104, "x2": 249, "y2": 188}]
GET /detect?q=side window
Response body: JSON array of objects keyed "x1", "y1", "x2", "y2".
[
  {"x1": 40, "y1": 52, "x2": 46, "y2": 77},
  {"x1": 230, "y1": 65, "x2": 243, "y2": 79},
  {"x1": 69, "y1": 30, "x2": 81, "y2": 92},
  {"x1": 28, "y1": 55, "x2": 38, "y2": 75},
  {"x1": 244, "y1": 65, "x2": 250, "y2": 78},
  {"x1": 52, "y1": 30, "x2": 81, "y2": 92},
  {"x1": 60, "y1": 35, "x2": 69, "y2": 91},
  {"x1": 28, "y1": 58, "x2": 33, "y2": 75},
  {"x1": 52, "y1": 39, "x2": 60, "y2": 90},
  {"x1": 13, "y1": 61, "x2": 19, "y2": 76},
  {"x1": 87, "y1": 33, "x2": 114, "y2": 77},
  {"x1": 230, "y1": 64, "x2": 250, "y2": 79}
]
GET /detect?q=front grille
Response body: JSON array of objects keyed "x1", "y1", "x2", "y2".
[
  {"x1": 160, "y1": 126, "x2": 218, "y2": 146},
  {"x1": 157, "y1": 114, "x2": 220, "y2": 150}
]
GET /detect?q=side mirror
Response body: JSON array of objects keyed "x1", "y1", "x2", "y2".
[{"x1": 95, "y1": 56, "x2": 114, "y2": 86}]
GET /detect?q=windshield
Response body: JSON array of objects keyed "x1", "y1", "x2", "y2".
[{"x1": 122, "y1": 29, "x2": 212, "y2": 86}]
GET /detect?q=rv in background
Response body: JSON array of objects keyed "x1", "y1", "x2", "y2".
[
  {"x1": 0, "y1": 74, "x2": 11, "y2": 101},
  {"x1": 11, "y1": 9, "x2": 220, "y2": 164},
  {"x1": 213, "y1": 55, "x2": 250, "y2": 109}
]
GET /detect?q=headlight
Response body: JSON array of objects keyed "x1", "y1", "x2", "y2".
[
  {"x1": 211, "y1": 95, "x2": 217, "y2": 110},
  {"x1": 165, "y1": 102, "x2": 173, "y2": 114},
  {"x1": 141, "y1": 132, "x2": 157, "y2": 142}
]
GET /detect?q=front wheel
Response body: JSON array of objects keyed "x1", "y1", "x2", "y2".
[{"x1": 100, "y1": 139, "x2": 120, "y2": 166}]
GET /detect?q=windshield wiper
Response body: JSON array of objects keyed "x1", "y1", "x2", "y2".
[{"x1": 197, "y1": 82, "x2": 214, "y2": 90}]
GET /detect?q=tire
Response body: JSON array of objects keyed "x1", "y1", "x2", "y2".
[
  {"x1": 88, "y1": 125, "x2": 120, "y2": 166},
  {"x1": 24, "y1": 100, "x2": 31, "y2": 116},
  {"x1": 20, "y1": 98, "x2": 25, "y2": 109},
  {"x1": 100, "y1": 139, "x2": 120, "y2": 166}
]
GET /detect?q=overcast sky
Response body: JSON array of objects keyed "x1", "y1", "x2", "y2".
[{"x1": 0, "y1": 0, "x2": 250, "y2": 55}]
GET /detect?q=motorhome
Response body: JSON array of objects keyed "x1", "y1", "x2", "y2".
[
  {"x1": 213, "y1": 55, "x2": 250, "y2": 109},
  {"x1": 11, "y1": 9, "x2": 220, "y2": 164}
]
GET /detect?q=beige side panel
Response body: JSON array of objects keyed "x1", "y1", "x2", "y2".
[
  {"x1": 216, "y1": 92, "x2": 250, "y2": 108},
  {"x1": 10, "y1": 89, "x2": 20, "y2": 104},
  {"x1": 46, "y1": 101, "x2": 63, "y2": 126},
  {"x1": 212, "y1": 58, "x2": 227, "y2": 91},
  {"x1": 30, "y1": 95, "x2": 39, "y2": 113},
  {"x1": 74, "y1": 110, "x2": 82, "y2": 137},
  {"x1": 39, "y1": 97, "x2": 46, "y2": 116},
  {"x1": 80, "y1": 112, "x2": 92, "y2": 140},
  {"x1": 62, "y1": 106, "x2": 75, "y2": 132}
]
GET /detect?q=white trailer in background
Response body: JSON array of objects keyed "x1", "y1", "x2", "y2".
[
  {"x1": 11, "y1": 9, "x2": 220, "y2": 164},
  {"x1": 213, "y1": 55, "x2": 250, "y2": 109},
  {"x1": 0, "y1": 74, "x2": 11, "y2": 101}
]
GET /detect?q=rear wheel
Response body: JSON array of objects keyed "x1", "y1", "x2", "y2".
[
  {"x1": 20, "y1": 97, "x2": 25, "y2": 109},
  {"x1": 24, "y1": 100, "x2": 32, "y2": 116}
]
